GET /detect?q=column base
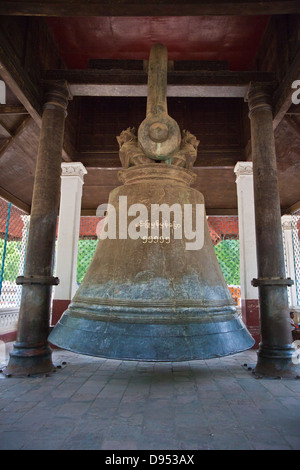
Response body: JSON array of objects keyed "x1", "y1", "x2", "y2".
[
  {"x1": 253, "y1": 344, "x2": 300, "y2": 378},
  {"x1": 241, "y1": 299, "x2": 260, "y2": 348},
  {"x1": 3, "y1": 342, "x2": 55, "y2": 377}
]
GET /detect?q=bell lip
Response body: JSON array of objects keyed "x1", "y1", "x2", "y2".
[
  {"x1": 48, "y1": 312, "x2": 255, "y2": 362},
  {"x1": 118, "y1": 163, "x2": 197, "y2": 186}
]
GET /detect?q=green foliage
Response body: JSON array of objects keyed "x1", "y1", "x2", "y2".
[
  {"x1": 75, "y1": 237, "x2": 240, "y2": 287},
  {"x1": 214, "y1": 239, "x2": 240, "y2": 285},
  {"x1": 0, "y1": 237, "x2": 240, "y2": 289},
  {"x1": 76, "y1": 238, "x2": 98, "y2": 285},
  {"x1": 0, "y1": 239, "x2": 22, "y2": 282}
]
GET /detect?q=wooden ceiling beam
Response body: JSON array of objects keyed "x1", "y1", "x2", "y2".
[
  {"x1": 69, "y1": 84, "x2": 249, "y2": 99},
  {"x1": 283, "y1": 200, "x2": 300, "y2": 215},
  {"x1": 89, "y1": 59, "x2": 230, "y2": 72},
  {"x1": 79, "y1": 151, "x2": 241, "y2": 169},
  {"x1": 0, "y1": 115, "x2": 32, "y2": 159},
  {"x1": 285, "y1": 104, "x2": 300, "y2": 115},
  {"x1": 45, "y1": 69, "x2": 275, "y2": 86},
  {"x1": 0, "y1": 186, "x2": 30, "y2": 214},
  {"x1": 206, "y1": 208, "x2": 238, "y2": 216},
  {"x1": 1, "y1": 1, "x2": 300, "y2": 16},
  {"x1": 0, "y1": 24, "x2": 72, "y2": 162},
  {"x1": 0, "y1": 28, "x2": 42, "y2": 126},
  {"x1": 44, "y1": 69, "x2": 275, "y2": 99},
  {"x1": 0, "y1": 122, "x2": 12, "y2": 139},
  {"x1": 0, "y1": 105, "x2": 28, "y2": 115}
]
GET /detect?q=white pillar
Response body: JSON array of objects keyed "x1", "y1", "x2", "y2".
[
  {"x1": 234, "y1": 161, "x2": 259, "y2": 346},
  {"x1": 54, "y1": 162, "x2": 87, "y2": 302},
  {"x1": 281, "y1": 215, "x2": 298, "y2": 308},
  {"x1": 234, "y1": 162, "x2": 258, "y2": 301}
]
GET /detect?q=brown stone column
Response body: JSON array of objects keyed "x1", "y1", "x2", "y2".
[
  {"x1": 247, "y1": 83, "x2": 299, "y2": 378},
  {"x1": 5, "y1": 81, "x2": 70, "y2": 376}
]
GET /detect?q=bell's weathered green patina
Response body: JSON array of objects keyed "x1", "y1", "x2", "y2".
[{"x1": 49, "y1": 164, "x2": 254, "y2": 360}]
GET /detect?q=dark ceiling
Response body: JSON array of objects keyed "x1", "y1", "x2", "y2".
[{"x1": 46, "y1": 16, "x2": 270, "y2": 70}]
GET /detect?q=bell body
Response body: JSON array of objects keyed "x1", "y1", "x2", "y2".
[{"x1": 49, "y1": 165, "x2": 254, "y2": 360}]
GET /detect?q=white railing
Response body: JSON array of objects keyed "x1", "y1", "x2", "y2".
[{"x1": 0, "y1": 309, "x2": 19, "y2": 333}]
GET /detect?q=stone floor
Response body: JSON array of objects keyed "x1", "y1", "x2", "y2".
[{"x1": 0, "y1": 343, "x2": 299, "y2": 450}]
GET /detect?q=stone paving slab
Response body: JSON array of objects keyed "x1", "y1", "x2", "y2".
[{"x1": 0, "y1": 343, "x2": 299, "y2": 450}]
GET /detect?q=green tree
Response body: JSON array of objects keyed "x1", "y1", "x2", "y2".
[
  {"x1": 76, "y1": 238, "x2": 98, "y2": 285},
  {"x1": 214, "y1": 239, "x2": 240, "y2": 285},
  {"x1": 0, "y1": 239, "x2": 22, "y2": 282}
]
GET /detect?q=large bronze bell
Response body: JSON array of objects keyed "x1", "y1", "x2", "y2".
[{"x1": 49, "y1": 44, "x2": 254, "y2": 360}]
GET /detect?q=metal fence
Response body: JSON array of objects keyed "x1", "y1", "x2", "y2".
[
  {"x1": 292, "y1": 212, "x2": 300, "y2": 307},
  {"x1": 208, "y1": 216, "x2": 240, "y2": 306},
  {"x1": 77, "y1": 216, "x2": 101, "y2": 286},
  {"x1": 282, "y1": 211, "x2": 300, "y2": 309},
  {"x1": 0, "y1": 197, "x2": 29, "y2": 313}
]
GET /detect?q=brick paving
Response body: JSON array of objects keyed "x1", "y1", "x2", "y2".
[{"x1": 0, "y1": 343, "x2": 299, "y2": 450}]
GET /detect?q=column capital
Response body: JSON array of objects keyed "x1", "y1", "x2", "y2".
[
  {"x1": 281, "y1": 214, "x2": 293, "y2": 230},
  {"x1": 234, "y1": 161, "x2": 253, "y2": 180},
  {"x1": 246, "y1": 82, "x2": 273, "y2": 117},
  {"x1": 61, "y1": 162, "x2": 87, "y2": 183},
  {"x1": 43, "y1": 80, "x2": 72, "y2": 114}
]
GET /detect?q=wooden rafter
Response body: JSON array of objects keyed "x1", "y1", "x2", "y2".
[
  {"x1": 0, "y1": 0, "x2": 300, "y2": 16},
  {"x1": 79, "y1": 151, "x2": 243, "y2": 170},
  {"x1": 286, "y1": 104, "x2": 300, "y2": 115},
  {"x1": 44, "y1": 69, "x2": 275, "y2": 100},
  {"x1": 45, "y1": 69, "x2": 275, "y2": 87},
  {"x1": 0, "y1": 121, "x2": 12, "y2": 139},
  {"x1": 0, "y1": 115, "x2": 32, "y2": 160},
  {"x1": 0, "y1": 186, "x2": 30, "y2": 214},
  {"x1": 0, "y1": 105, "x2": 28, "y2": 115},
  {"x1": 284, "y1": 200, "x2": 300, "y2": 215},
  {"x1": 0, "y1": 24, "x2": 72, "y2": 162},
  {"x1": 0, "y1": 28, "x2": 42, "y2": 126}
]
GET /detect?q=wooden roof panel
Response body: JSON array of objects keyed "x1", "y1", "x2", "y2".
[{"x1": 46, "y1": 16, "x2": 270, "y2": 71}]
